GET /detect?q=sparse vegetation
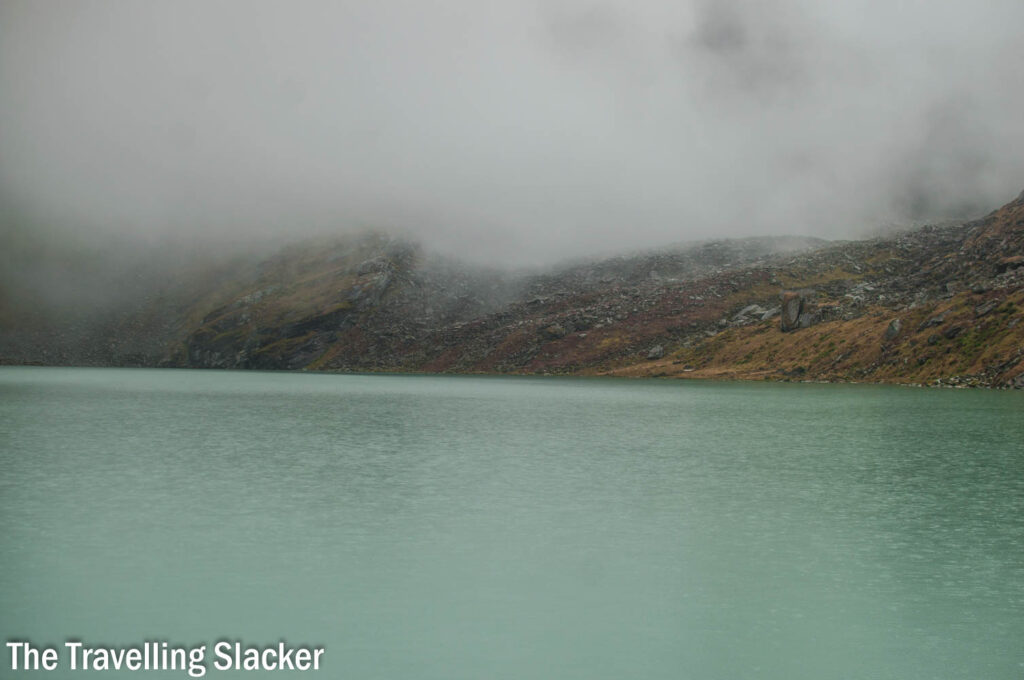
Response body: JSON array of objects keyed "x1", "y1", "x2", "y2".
[{"x1": 4, "y1": 192, "x2": 1024, "y2": 388}]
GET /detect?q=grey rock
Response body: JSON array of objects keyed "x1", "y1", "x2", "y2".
[
  {"x1": 780, "y1": 292, "x2": 803, "y2": 332},
  {"x1": 884, "y1": 318, "x2": 902, "y2": 341},
  {"x1": 733, "y1": 304, "x2": 767, "y2": 323},
  {"x1": 647, "y1": 345, "x2": 665, "y2": 360},
  {"x1": 975, "y1": 300, "x2": 1000, "y2": 317}
]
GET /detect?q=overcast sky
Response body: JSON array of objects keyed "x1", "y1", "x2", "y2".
[{"x1": 2, "y1": 0, "x2": 1023, "y2": 265}]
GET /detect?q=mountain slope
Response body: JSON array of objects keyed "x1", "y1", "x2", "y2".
[
  {"x1": 609, "y1": 190, "x2": 1024, "y2": 387},
  {"x1": 3, "y1": 192, "x2": 1023, "y2": 387},
  {"x1": 171, "y1": 235, "x2": 824, "y2": 373}
]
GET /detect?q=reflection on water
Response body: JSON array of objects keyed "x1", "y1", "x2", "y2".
[{"x1": 1, "y1": 368, "x2": 1022, "y2": 678}]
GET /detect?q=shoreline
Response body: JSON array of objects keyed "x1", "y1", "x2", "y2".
[{"x1": 3, "y1": 361, "x2": 1020, "y2": 390}]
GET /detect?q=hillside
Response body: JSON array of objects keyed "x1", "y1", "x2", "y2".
[
  {"x1": 2, "y1": 192, "x2": 1023, "y2": 388},
  {"x1": 611, "y1": 191, "x2": 1024, "y2": 388}
]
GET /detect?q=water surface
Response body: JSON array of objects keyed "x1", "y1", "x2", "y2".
[{"x1": 1, "y1": 368, "x2": 1022, "y2": 678}]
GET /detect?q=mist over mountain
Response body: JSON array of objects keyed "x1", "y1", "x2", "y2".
[
  {"x1": 2, "y1": 189, "x2": 1023, "y2": 390},
  {"x1": 2, "y1": 2, "x2": 1024, "y2": 387},
  {"x1": 2, "y1": 0, "x2": 1024, "y2": 268}
]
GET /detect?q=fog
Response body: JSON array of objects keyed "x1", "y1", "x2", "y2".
[{"x1": 2, "y1": 0, "x2": 1023, "y2": 266}]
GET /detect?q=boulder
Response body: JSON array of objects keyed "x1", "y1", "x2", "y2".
[
  {"x1": 647, "y1": 345, "x2": 665, "y2": 360},
  {"x1": 732, "y1": 304, "x2": 767, "y2": 323},
  {"x1": 780, "y1": 292, "x2": 803, "y2": 332},
  {"x1": 798, "y1": 312, "x2": 817, "y2": 328},
  {"x1": 883, "y1": 318, "x2": 902, "y2": 341},
  {"x1": 780, "y1": 289, "x2": 818, "y2": 331}
]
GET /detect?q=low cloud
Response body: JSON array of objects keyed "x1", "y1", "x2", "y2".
[{"x1": 2, "y1": 0, "x2": 1022, "y2": 266}]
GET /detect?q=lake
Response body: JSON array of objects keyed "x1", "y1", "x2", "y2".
[{"x1": 1, "y1": 367, "x2": 1022, "y2": 678}]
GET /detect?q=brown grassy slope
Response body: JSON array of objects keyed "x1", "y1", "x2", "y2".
[{"x1": 604, "y1": 291, "x2": 1023, "y2": 387}]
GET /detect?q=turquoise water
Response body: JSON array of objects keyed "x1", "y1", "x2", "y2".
[{"x1": 1, "y1": 367, "x2": 1022, "y2": 678}]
